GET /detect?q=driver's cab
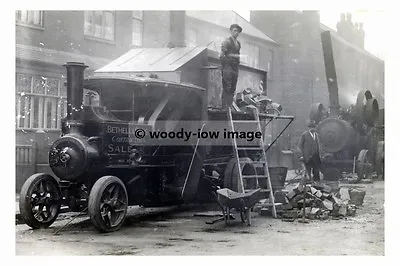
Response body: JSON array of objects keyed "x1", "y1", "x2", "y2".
[{"x1": 82, "y1": 77, "x2": 205, "y2": 133}]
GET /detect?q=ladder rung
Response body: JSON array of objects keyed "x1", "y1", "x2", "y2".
[
  {"x1": 237, "y1": 147, "x2": 263, "y2": 151},
  {"x1": 245, "y1": 189, "x2": 270, "y2": 193},
  {"x1": 242, "y1": 175, "x2": 267, "y2": 179},
  {"x1": 228, "y1": 107, "x2": 277, "y2": 219},
  {"x1": 232, "y1": 120, "x2": 259, "y2": 124}
]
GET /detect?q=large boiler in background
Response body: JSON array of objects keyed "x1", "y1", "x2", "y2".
[{"x1": 310, "y1": 31, "x2": 384, "y2": 181}]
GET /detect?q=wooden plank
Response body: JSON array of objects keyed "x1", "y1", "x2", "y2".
[
  {"x1": 181, "y1": 123, "x2": 206, "y2": 201},
  {"x1": 228, "y1": 108, "x2": 244, "y2": 193}
]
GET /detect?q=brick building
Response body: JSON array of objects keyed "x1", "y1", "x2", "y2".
[
  {"x1": 15, "y1": 10, "x2": 277, "y2": 191},
  {"x1": 16, "y1": 11, "x2": 145, "y2": 189},
  {"x1": 250, "y1": 11, "x2": 384, "y2": 152}
]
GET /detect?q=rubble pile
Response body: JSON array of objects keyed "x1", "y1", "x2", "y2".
[{"x1": 255, "y1": 182, "x2": 366, "y2": 221}]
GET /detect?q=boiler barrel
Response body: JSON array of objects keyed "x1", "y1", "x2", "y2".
[{"x1": 316, "y1": 118, "x2": 358, "y2": 153}]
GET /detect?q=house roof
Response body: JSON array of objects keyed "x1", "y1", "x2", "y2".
[
  {"x1": 95, "y1": 46, "x2": 207, "y2": 73},
  {"x1": 16, "y1": 44, "x2": 110, "y2": 70},
  {"x1": 85, "y1": 75, "x2": 206, "y2": 92},
  {"x1": 186, "y1": 11, "x2": 276, "y2": 44},
  {"x1": 320, "y1": 23, "x2": 383, "y2": 63}
]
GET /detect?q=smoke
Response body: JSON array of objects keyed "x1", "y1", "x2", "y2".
[
  {"x1": 339, "y1": 89, "x2": 358, "y2": 107},
  {"x1": 337, "y1": 82, "x2": 384, "y2": 109}
]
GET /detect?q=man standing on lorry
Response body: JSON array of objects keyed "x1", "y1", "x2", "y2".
[{"x1": 220, "y1": 24, "x2": 242, "y2": 110}]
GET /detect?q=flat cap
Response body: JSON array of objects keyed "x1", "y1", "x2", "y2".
[{"x1": 230, "y1": 24, "x2": 242, "y2": 32}]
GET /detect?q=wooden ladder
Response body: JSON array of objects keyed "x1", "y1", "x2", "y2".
[{"x1": 227, "y1": 107, "x2": 278, "y2": 218}]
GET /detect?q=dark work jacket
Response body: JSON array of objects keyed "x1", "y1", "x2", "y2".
[
  {"x1": 298, "y1": 130, "x2": 321, "y2": 164},
  {"x1": 220, "y1": 37, "x2": 241, "y2": 68}
]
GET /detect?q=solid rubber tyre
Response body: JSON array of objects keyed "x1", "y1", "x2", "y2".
[
  {"x1": 88, "y1": 176, "x2": 128, "y2": 233},
  {"x1": 19, "y1": 173, "x2": 61, "y2": 229}
]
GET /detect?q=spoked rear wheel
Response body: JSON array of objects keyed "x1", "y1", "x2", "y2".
[
  {"x1": 19, "y1": 173, "x2": 61, "y2": 229},
  {"x1": 88, "y1": 176, "x2": 128, "y2": 233},
  {"x1": 356, "y1": 149, "x2": 373, "y2": 182},
  {"x1": 224, "y1": 157, "x2": 258, "y2": 191}
]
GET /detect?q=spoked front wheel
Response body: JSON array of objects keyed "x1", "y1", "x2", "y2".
[
  {"x1": 88, "y1": 176, "x2": 128, "y2": 233},
  {"x1": 19, "y1": 173, "x2": 61, "y2": 229}
]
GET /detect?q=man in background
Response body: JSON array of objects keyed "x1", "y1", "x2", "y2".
[
  {"x1": 298, "y1": 120, "x2": 321, "y2": 181},
  {"x1": 220, "y1": 24, "x2": 242, "y2": 110}
]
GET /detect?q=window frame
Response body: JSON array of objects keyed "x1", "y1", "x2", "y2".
[
  {"x1": 15, "y1": 72, "x2": 67, "y2": 131},
  {"x1": 15, "y1": 10, "x2": 44, "y2": 29},
  {"x1": 131, "y1": 11, "x2": 144, "y2": 47},
  {"x1": 84, "y1": 10, "x2": 116, "y2": 43}
]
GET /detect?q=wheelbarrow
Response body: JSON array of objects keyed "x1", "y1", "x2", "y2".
[{"x1": 216, "y1": 188, "x2": 261, "y2": 226}]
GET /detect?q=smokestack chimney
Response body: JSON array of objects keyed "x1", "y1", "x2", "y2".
[
  {"x1": 64, "y1": 62, "x2": 88, "y2": 120},
  {"x1": 168, "y1": 11, "x2": 186, "y2": 48},
  {"x1": 320, "y1": 31, "x2": 340, "y2": 116}
]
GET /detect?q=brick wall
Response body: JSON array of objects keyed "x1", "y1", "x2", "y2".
[
  {"x1": 251, "y1": 11, "x2": 325, "y2": 149},
  {"x1": 329, "y1": 36, "x2": 385, "y2": 108},
  {"x1": 250, "y1": 11, "x2": 384, "y2": 151},
  {"x1": 143, "y1": 11, "x2": 171, "y2": 48},
  {"x1": 16, "y1": 11, "x2": 134, "y2": 60}
]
